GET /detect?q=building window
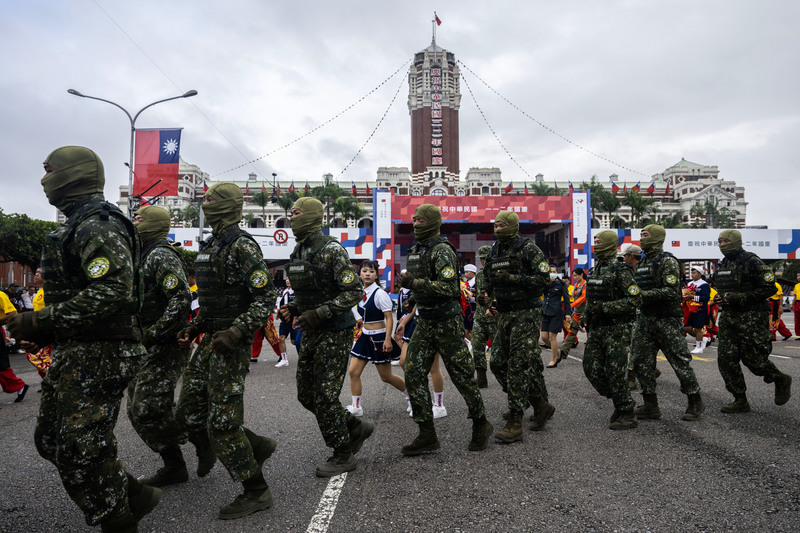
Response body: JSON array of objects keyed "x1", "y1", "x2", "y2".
[
  {"x1": 481, "y1": 186, "x2": 490, "y2": 194},
  {"x1": 431, "y1": 188, "x2": 446, "y2": 196}
]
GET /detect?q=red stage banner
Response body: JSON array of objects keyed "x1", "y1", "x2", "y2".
[{"x1": 391, "y1": 195, "x2": 573, "y2": 224}]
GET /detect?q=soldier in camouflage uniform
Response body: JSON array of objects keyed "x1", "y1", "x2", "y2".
[
  {"x1": 398, "y1": 204, "x2": 492, "y2": 455},
  {"x1": 8, "y1": 146, "x2": 156, "y2": 532},
  {"x1": 277, "y1": 197, "x2": 375, "y2": 477},
  {"x1": 581, "y1": 230, "x2": 640, "y2": 430},
  {"x1": 470, "y1": 245, "x2": 495, "y2": 388},
  {"x1": 175, "y1": 183, "x2": 277, "y2": 520},
  {"x1": 481, "y1": 211, "x2": 553, "y2": 442},
  {"x1": 712, "y1": 229, "x2": 792, "y2": 413},
  {"x1": 127, "y1": 206, "x2": 192, "y2": 486},
  {"x1": 630, "y1": 225, "x2": 705, "y2": 422}
]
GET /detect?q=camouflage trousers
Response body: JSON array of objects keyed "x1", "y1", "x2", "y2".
[
  {"x1": 559, "y1": 314, "x2": 581, "y2": 357},
  {"x1": 470, "y1": 316, "x2": 496, "y2": 371},
  {"x1": 175, "y1": 335, "x2": 259, "y2": 482},
  {"x1": 718, "y1": 309, "x2": 783, "y2": 395},
  {"x1": 126, "y1": 342, "x2": 190, "y2": 453},
  {"x1": 490, "y1": 307, "x2": 547, "y2": 413},
  {"x1": 295, "y1": 326, "x2": 352, "y2": 449},
  {"x1": 583, "y1": 322, "x2": 635, "y2": 411},
  {"x1": 631, "y1": 315, "x2": 701, "y2": 396},
  {"x1": 406, "y1": 314, "x2": 486, "y2": 422},
  {"x1": 35, "y1": 340, "x2": 144, "y2": 526}
]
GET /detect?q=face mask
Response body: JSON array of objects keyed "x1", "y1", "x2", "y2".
[
  {"x1": 41, "y1": 146, "x2": 105, "y2": 210},
  {"x1": 494, "y1": 210, "x2": 519, "y2": 244},
  {"x1": 290, "y1": 197, "x2": 324, "y2": 243},
  {"x1": 202, "y1": 183, "x2": 243, "y2": 233},
  {"x1": 134, "y1": 206, "x2": 170, "y2": 247},
  {"x1": 413, "y1": 204, "x2": 442, "y2": 242},
  {"x1": 594, "y1": 230, "x2": 619, "y2": 260},
  {"x1": 549, "y1": 273, "x2": 558, "y2": 280},
  {"x1": 640, "y1": 224, "x2": 666, "y2": 253}
]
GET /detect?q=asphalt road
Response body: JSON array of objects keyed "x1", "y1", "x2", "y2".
[{"x1": 2, "y1": 316, "x2": 799, "y2": 533}]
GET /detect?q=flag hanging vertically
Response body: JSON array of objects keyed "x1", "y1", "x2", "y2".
[
  {"x1": 275, "y1": 183, "x2": 280, "y2": 195},
  {"x1": 646, "y1": 182, "x2": 655, "y2": 196},
  {"x1": 289, "y1": 181, "x2": 295, "y2": 193},
  {"x1": 304, "y1": 180, "x2": 310, "y2": 193},
  {"x1": 524, "y1": 182, "x2": 529, "y2": 196},
  {"x1": 504, "y1": 182, "x2": 513, "y2": 193},
  {"x1": 435, "y1": 12, "x2": 442, "y2": 25},
  {"x1": 568, "y1": 181, "x2": 574, "y2": 194},
  {"x1": 611, "y1": 181, "x2": 620, "y2": 193},
  {"x1": 553, "y1": 181, "x2": 559, "y2": 195},
  {"x1": 203, "y1": 179, "x2": 208, "y2": 192},
  {"x1": 261, "y1": 181, "x2": 266, "y2": 192},
  {"x1": 632, "y1": 181, "x2": 641, "y2": 193},
  {"x1": 245, "y1": 182, "x2": 250, "y2": 195},
  {"x1": 664, "y1": 182, "x2": 670, "y2": 196},
  {"x1": 133, "y1": 128, "x2": 182, "y2": 197},
  {"x1": 366, "y1": 183, "x2": 371, "y2": 195},
  {"x1": 352, "y1": 181, "x2": 358, "y2": 195},
  {"x1": 623, "y1": 182, "x2": 628, "y2": 193}
]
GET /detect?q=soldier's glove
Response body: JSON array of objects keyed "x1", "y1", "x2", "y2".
[
  {"x1": 399, "y1": 272, "x2": 421, "y2": 290},
  {"x1": 279, "y1": 303, "x2": 299, "y2": 322},
  {"x1": 210, "y1": 326, "x2": 243, "y2": 354},
  {"x1": 297, "y1": 308, "x2": 325, "y2": 330},
  {"x1": 7, "y1": 307, "x2": 55, "y2": 347},
  {"x1": 478, "y1": 292, "x2": 490, "y2": 306},
  {"x1": 177, "y1": 324, "x2": 200, "y2": 348},
  {"x1": 588, "y1": 301, "x2": 604, "y2": 317},
  {"x1": 495, "y1": 271, "x2": 515, "y2": 284}
]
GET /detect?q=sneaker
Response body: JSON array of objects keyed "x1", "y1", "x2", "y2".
[
  {"x1": 691, "y1": 346, "x2": 704, "y2": 354},
  {"x1": 218, "y1": 487, "x2": 273, "y2": 520},
  {"x1": 406, "y1": 401, "x2": 413, "y2": 414},
  {"x1": 275, "y1": 359, "x2": 289, "y2": 368},
  {"x1": 432, "y1": 405, "x2": 447, "y2": 419},
  {"x1": 346, "y1": 404, "x2": 364, "y2": 417},
  {"x1": 14, "y1": 384, "x2": 29, "y2": 403},
  {"x1": 250, "y1": 357, "x2": 259, "y2": 363}
]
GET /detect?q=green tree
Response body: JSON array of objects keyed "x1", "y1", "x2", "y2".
[
  {"x1": 276, "y1": 191, "x2": 300, "y2": 222},
  {"x1": 689, "y1": 198, "x2": 739, "y2": 228},
  {"x1": 579, "y1": 175, "x2": 606, "y2": 223},
  {"x1": 0, "y1": 208, "x2": 59, "y2": 272},
  {"x1": 310, "y1": 173, "x2": 347, "y2": 226},
  {"x1": 333, "y1": 195, "x2": 364, "y2": 227},
  {"x1": 655, "y1": 212, "x2": 685, "y2": 229},
  {"x1": 528, "y1": 181, "x2": 562, "y2": 196},
  {"x1": 596, "y1": 190, "x2": 621, "y2": 227},
  {"x1": 251, "y1": 191, "x2": 272, "y2": 224},
  {"x1": 623, "y1": 191, "x2": 659, "y2": 228},
  {"x1": 177, "y1": 247, "x2": 198, "y2": 278}
]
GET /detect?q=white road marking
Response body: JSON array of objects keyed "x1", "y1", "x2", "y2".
[
  {"x1": 306, "y1": 472, "x2": 348, "y2": 533},
  {"x1": 770, "y1": 354, "x2": 791, "y2": 359}
]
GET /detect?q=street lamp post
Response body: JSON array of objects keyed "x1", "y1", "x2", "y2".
[{"x1": 66, "y1": 88, "x2": 198, "y2": 216}]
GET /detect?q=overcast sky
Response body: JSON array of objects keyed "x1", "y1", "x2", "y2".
[{"x1": 2, "y1": 0, "x2": 798, "y2": 228}]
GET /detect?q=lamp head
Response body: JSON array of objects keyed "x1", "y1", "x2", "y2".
[
  {"x1": 67, "y1": 89, "x2": 85, "y2": 97},
  {"x1": 182, "y1": 90, "x2": 198, "y2": 98}
]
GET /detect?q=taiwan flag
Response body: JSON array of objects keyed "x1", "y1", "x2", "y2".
[
  {"x1": 646, "y1": 182, "x2": 655, "y2": 195},
  {"x1": 435, "y1": 12, "x2": 442, "y2": 25},
  {"x1": 524, "y1": 182, "x2": 529, "y2": 196},
  {"x1": 289, "y1": 181, "x2": 295, "y2": 193},
  {"x1": 366, "y1": 183, "x2": 371, "y2": 195},
  {"x1": 133, "y1": 128, "x2": 182, "y2": 197},
  {"x1": 245, "y1": 183, "x2": 250, "y2": 195},
  {"x1": 631, "y1": 181, "x2": 641, "y2": 193},
  {"x1": 203, "y1": 179, "x2": 208, "y2": 192},
  {"x1": 352, "y1": 182, "x2": 358, "y2": 195},
  {"x1": 504, "y1": 182, "x2": 513, "y2": 193},
  {"x1": 611, "y1": 181, "x2": 620, "y2": 193}
]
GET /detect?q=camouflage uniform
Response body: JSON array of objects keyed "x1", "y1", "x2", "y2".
[
  {"x1": 404, "y1": 235, "x2": 486, "y2": 421},
  {"x1": 485, "y1": 236, "x2": 549, "y2": 413},
  {"x1": 583, "y1": 258, "x2": 641, "y2": 414},
  {"x1": 470, "y1": 267, "x2": 495, "y2": 373},
  {"x1": 175, "y1": 224, "x2": 276, "y2": 482},
  {"x1": 127, "y1": 239, "x2": 191, "y2": 453},
  {"x1": 630, "y1": 249, "x2": 701, "y2": 396},
  {"x1": 34, "y1": 194, "x2": 145, "y2": 526},
  {"x1": 713, "y1": 249, "x2": 785, "y2": 396},
  {"x1": 286, "y1": 231, "x2": 363, "y2": 449}
]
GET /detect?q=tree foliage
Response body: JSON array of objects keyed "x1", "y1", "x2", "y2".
[
  {"x1": 0, "y1": 208, "x2": 59, "y2": 272},
  {"x1": 623, "y1": 191, "x2": 659, "y2": 228},
  {"x1": 688, "y1": 198, "x2": 739, "y2": 228}
]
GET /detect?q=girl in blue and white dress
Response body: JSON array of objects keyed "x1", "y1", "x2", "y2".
[{"x1": 345, "y1": 261, "x2": 407, "y2": 417}]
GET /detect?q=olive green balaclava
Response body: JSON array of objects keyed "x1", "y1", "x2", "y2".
[
  {"x1": 413, "y1": 204, "x2": 442, "y2": 242},
  {"x1": 134, "y1": 205, "x2": 171, "y2": 248},
  {"x1": 478, "y1": 245, "x2": 492, "y2": 258},
  {"x1": 41, "y1": 146, "x2": 105, "y2": 211},
  {"x1": 594, "y1": 230, "x2": 619, "y2": 260},
  {"x1": 290, "y1": 197, "x2": 323, "y2": 243},
  {"x1": 718, "y1": 229, "x2": 743, "y2": 256},
  {"x1": 494, "y1": 211, "x2": 519, "y2": 244},
  {"x1": 202, "y1": 182, "x2": 243, "y2": 234},
  {"x1": 640, "y1": 224, "x2": 666, "y2": 254}
]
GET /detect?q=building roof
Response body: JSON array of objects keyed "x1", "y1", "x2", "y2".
[{"x1": 668, "y1": 158, "x2": 705, "y2": 170}]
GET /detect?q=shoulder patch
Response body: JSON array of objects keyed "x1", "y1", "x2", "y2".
[
  {"x1": 441, "y1": 266, "x2": 456, "y2": 279},
  {"x1": 162, "y1": 273, "x2": 179, "y2": 290},
  {"x1": 627, "y1": 285, "x2": 641, "y2": 296},
  {"x1": 764, "y1": 271, "x2": 775, "y2": 283},
  {"x1": 665, "y1": 274, "x2": 677, "y2": 285},
  {"x1": 87, "y1": 257, "x2": 111, "y2": 279},
  {"x1": 249, "y1": 269, "x2": 270, "y2": 289},
  {"x1": 340, "y1": 269, "x2": 356, "y2": 285},
  {"x1": 538, "y1": 261, "x2": 549, "y2": 273}
]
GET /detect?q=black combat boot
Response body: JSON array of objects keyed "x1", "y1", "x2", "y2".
[
  {"x1": 401, "y1": 420, "x2": 440, "y2": 456},
  {"x1": 244, "y1": 427, "x2": 277, "y2": 471},
  {"x1": 495, "y1": 411, "x2": 523, "y2": 443},
  {"x1": 775, "y1": 374, "x2": 792, "y2": 405},
  {"x1": 315, "y1": 444, "x2": 357, "y2": 477},
  {"x1": 681, "y1": 393, "x2": 705, "y2": 421},
  {"x1": 126, "y1": 472, "x2": 161, "y2": 522},
  {"x1": 190, "y1": 434, "x2": 217, "y2": 477},
  {"x1": 468, "y1": 416, "x2": 493, "y2": 451},
  {"x1": 219, "y1": 472, "x2": 272, "y2": 520},
  {"x1": 529, "y1": 396, "x2": 555, "y2": 431},
  {"x1": 476, "y1": 369, "x2": 488, "y2": 388},
  {"x1": 140, "y1": 445, "x2": 188, "y2": 487},
  {"x1": 609, "y1": 410, "x2": 638, "y2": 430},
  {"x1": 721, "y1": 394, "x2": 750, "y2": 414},
  {"x1": 101, "y1": 510, "x2": 138, "y2": 533},
  {"x1": 634, "y1": 393, "x2": 661, "y2": 419},
  {"x1": 347, "y1": 414, "x2": 375, "y2": 454}
]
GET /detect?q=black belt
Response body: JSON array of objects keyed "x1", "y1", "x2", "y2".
[{"x1": 417, "y1": 301, "x2": 461, "y2": 320}]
